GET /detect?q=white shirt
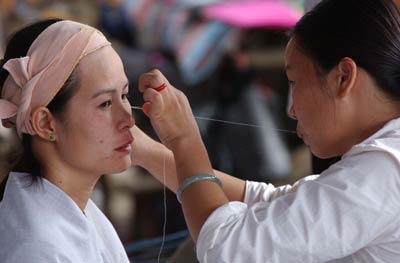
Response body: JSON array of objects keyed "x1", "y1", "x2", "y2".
[
  {"x1": 197, "y1": 118, "x2": 400, "y2": 263},
  {"x1": 0, "y1": 172, "x2": 130, "y2": 263}
]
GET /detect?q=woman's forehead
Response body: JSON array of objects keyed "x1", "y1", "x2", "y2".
[
  {"x1": 77, "y1": 47, "x2": 126, "y2": 85},
  {"x1": 71, "y1": 47, "x2": 128, "y2": 99},
  {"x1": 79, "y1": 46, "x2": 120, "y2": 71}
]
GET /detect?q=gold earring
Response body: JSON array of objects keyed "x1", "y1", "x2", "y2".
[{"x1": 49, "y1": 134, "x2": 55, "y2": 142}]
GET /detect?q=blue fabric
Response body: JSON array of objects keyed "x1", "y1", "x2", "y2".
[{"x1": 176, "y1": 21, "x2": 233, "y2": 85}]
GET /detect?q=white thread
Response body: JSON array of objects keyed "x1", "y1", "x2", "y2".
[
  {"x1": 157, "y1": 152, "x2": 167, "y2": 262},
  {"x1": 194, "y1": 116, "x2": 297, "y2": 134},
  {"x1": 131, "y1": 106, "x2": 297, "y2": 134},
  {"x1": 130, "y1": 106, "x2": 142, "y2": 110}
]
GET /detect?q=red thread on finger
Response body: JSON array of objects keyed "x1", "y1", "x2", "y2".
[{"x1": 154, "y1": 83, "x2": 167, "y2": 92}]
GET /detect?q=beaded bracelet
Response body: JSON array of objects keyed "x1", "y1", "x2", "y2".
[{"x1": 176, "y1": 173, "x2": 222, "y2": 203}]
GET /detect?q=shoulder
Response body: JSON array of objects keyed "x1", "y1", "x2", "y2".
[
  {"x1": 0, "y1": 173, "x2": 59, "y2": 230},
  {"x1": 1, "y1": 172, "x2": 39, "y2": 205},
  {"x1": 346, "y1": 119, "x2": 400, "y2": 162},
  {"x1": 315, "y1": 148, "x2": 400, "y2": 216},
  {"x1": 336, "y1": 119, "x2": 400, "y2": 180},
  {"x1": 0, "y1": 238, "x2": 73, "y2": 263},
  {"x1": 0, "y1": 212, "x2": 81, "y2": 262},
  {"x1": 341, "y1": 140, "x2": 400, "y2": 177}
]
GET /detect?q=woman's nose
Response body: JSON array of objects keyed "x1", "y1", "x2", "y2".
[
  {"x1": 118, "y1": 103, "x2": 135, "y2": 131},
  {"x1": 289, "y1": 104, "x2": 297, "y2": 120}
]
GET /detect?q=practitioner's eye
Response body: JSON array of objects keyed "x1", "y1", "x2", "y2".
[{"x1": 122, "y1": 93, "x2": 129, "y2": 101}]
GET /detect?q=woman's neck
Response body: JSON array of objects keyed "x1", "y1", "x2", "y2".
[{"x1": 42, "y1": 166, "x2": 101, "y2": 212}]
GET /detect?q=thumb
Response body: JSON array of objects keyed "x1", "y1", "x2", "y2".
[{"x1": 142, "y1": 102, "x2": 151, "y2": 117}]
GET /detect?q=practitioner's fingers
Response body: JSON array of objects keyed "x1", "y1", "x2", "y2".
[
  {"x1": 138, "y1": 69, "x2": 169, "y2": 93},
  {"x1": 142, "y1": 88, "x2": 165, "y2": 118},
  {"x1": 138, "y1": 69, "x2": 199, "y2": 149},
  {"x1": 154, "y1": 83, "x2": 167, "y2": 92},
  {"x1": 139, "y1": 69, "x2": 178, "y2": 119}
]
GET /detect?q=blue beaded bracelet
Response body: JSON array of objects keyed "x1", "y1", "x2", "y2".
[{"x1": 176, "y1": 173, "x2": 222, "y2": 204}]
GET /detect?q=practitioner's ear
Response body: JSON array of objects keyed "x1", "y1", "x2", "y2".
[{"x1": 336, "y1": 57, "x2": 357, "y2": 98}]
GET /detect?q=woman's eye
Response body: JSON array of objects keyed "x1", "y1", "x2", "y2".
[
  {"x1": 122, "y1": 93, "x2": 129, "y2": 101},
  {"x1": 100, "y1": 100, "x2": 112, "y2": 108}
]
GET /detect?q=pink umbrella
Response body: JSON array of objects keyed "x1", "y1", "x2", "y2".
[{"x1": 203, "y1": 1, "x2": 303, "y2": 29}]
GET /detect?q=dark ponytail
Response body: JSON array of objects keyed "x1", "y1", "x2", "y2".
[{"x1": 291, "y1": 0, "x2": 400, "y2": 100}]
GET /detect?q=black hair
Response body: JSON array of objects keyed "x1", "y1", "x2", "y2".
[
  {"x1": 290, "y1": 0, "x2": 400, "y2": 100},
  {"x1": 0, "y1": 19, "x2": 80, "y2": 178}
]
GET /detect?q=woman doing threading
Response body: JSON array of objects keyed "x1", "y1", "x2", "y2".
[{"x1": 132, "y1": 0, "x2": 400, "y2": 262}]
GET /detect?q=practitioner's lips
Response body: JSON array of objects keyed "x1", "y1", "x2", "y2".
[
  {"x1": 296, "y1": 129, "x2": 307, "y2": 144},
  {"x1": 296, "y1": 130, "x2": 303, "y2": 139}
]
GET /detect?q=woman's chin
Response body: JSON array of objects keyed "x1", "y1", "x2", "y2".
[{"x1": 106, "y1": 158, "x2": 132, "y2": 174}]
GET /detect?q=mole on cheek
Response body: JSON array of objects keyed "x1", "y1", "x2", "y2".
[{"x1": 100, "y1": 140, "x2": 104, "y2": 144}]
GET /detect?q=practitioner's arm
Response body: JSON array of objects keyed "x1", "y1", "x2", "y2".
[
  {"x1": 130, "y1": 125, "x2": 246, "y2": 202},
  {"x1": 136, "y1": 69, "x2": 245, "y2": 240}
]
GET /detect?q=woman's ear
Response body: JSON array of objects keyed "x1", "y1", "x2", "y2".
[
  {"x1": 336, "y1": 57, "x2": 357, "y2": 98},
  {"x1": 31, "y1": 107, "x2": 57, "y2": 141}
]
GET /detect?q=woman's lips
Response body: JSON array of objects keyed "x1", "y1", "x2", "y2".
[{"x1": 115, "y1": 139, "x2": 133, "y2": 153}]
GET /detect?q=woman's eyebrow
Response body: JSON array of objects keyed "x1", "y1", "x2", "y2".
[
  {"x1": 91, "y1": 82, "x2": 129, "y2": 99},
  {"x1": 91, "y1": 89, "x2": 116, "y2": 99}
]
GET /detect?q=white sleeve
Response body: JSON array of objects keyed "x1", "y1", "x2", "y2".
[
  {"x1": 197, "y1": 151, "x2": 400, "y2": 263},
  {"x1": 244, "y1": 174, "x2": 320, "y2": 206}
]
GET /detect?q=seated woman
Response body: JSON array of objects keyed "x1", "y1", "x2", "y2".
[{"x1": 0, "y1": 19, "x2": 133, "y2": 262}]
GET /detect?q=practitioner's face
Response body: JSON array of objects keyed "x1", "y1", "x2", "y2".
[
  {"x1": 285, "y1": 39, "x2": 342, "y2": 158},
  {"x1": 54, "y1": 46, "x2": 135, "y2": 175}
]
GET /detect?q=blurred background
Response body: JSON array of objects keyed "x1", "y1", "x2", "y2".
[{"x1": 0, "y1": 0, "x2": 314, "y2": 262}]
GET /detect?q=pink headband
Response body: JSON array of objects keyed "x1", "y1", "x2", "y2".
[{"x1": 0, "y1": 20, "x2": 111, "y2": 137}]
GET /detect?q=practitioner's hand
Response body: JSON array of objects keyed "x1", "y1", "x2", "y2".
[
  {"x1": 130, "y1": 125, "x2": 154, "y2": 166},
  {"x1": 138, "y1": 69, "x2": 201, "y2": 150},
  {"x1": 130, "y1": 124, "x2": 179, "y2": 192}
]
